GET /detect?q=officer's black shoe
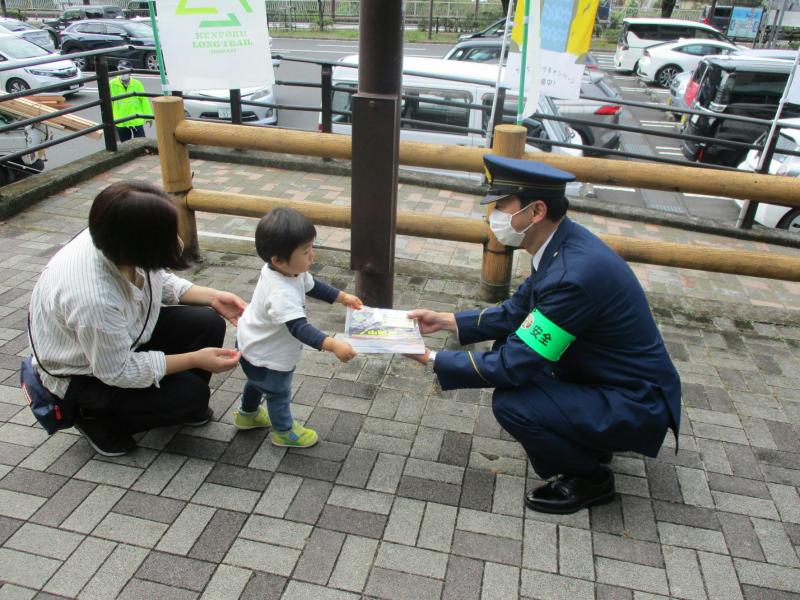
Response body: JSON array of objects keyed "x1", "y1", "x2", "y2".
[
  {"x1": 525, "y1": 467, "x2": 615, "y2": 514},
  {"x1": 183, "y1": 407, "x2": 214, "y2": 427},
  {"x1": 598, "y1": 451, "x2": 613, "y2": 465}
]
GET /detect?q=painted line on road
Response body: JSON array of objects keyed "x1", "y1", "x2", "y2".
[
  {"x1": 620, "y1": 86, "x2": 647, "y2": 92},
  {"x1": 613, "y1": 75, "x2": 637, "y2": 80},
  {"x1": 658, "y1": 151, "x2": 684, "y2": 156},
  {"x1": 200, "y1": 230, "x2": 253, "y2": 241},
  {"x1": 685, "y1": 193, "x2": 733, "y2": 200},
  {"x1": 641, "y1": 123, "x2": 677, "y2": 128},
  {"x1": 592, "y1": 185, "x2": 636, "y2": 192},
  {"x1": 316, "y1": 44, "x2": 358, "y2": 48},
  {"x1": 655, "y1": 146, "x2": 681, "y2": 150}
]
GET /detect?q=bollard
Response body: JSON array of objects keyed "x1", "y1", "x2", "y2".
[
  {"x1": 153, "y1": 96, "x2": 199, "y2": 259},
  {"x1": 480, "y1": 124, "x2": 526, "y2": 302}
]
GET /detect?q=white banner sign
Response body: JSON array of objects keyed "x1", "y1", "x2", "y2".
[
  {"x1": 157, "y1": 0, "x2": 274, "y2": 91},
  {"x1": 504, "y1": 50, "x2": 584, "y2": 101}
]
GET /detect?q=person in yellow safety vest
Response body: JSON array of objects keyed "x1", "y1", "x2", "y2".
[{"x1": 109, "y1": 70, "x2": 152, "y2": 142}]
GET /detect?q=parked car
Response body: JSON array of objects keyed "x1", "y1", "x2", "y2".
[
  {"x1": 614, "y1": 17, "x2": 732, "y2": 73},
  {"x1": 328, "y1": 55, "x2": 584, "y2": 192},
  {"x1": 458, "y1": 17, "x2": 506, "y2": 41},
  {"x1": 680, "y1": 55, "x2": 798, "y2": 167},
  {"x1": 636, "y1": 38, "x2": 740, "y2": 87},
  {"x1": 0, "y1": 18, "x2": 54, "y2": 52},
  {"x1": 668, "y1": 70, "x2": 692, "y2": 114},
  {"x1": 0, "y1": 33, "x2": 82, "y2": 95},
  {"x1": 42, "y1": 5, "x2": 123, "y2": 46},
  {"x1": 442, "y1": 39, "x2": 621, "y2": 156},
  {"x1": 0, "y1": 110, "x2": 49, "y2": 184},
  {"x1": 700, "y1": 5, "x2": 733, "y2": 33},
  {"x1": 59, "y1": 19, "x2": 156, "y2": 71},
  {"x1": 183, "y1": 86, "x2": 278, "y2": 126},
  {"x1": 736, "y1": 119, "x2": 800, "y2": 233},
  {"x1": 124, "y1": 0, "x2": 154, "y2": 19}
]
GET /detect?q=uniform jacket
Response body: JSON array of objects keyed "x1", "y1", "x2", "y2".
[
  {"x1": 434, "y1": 218, "x2": 681, "y2": 457},
  {"x1": 110, "y1": 77, "x2": 151, "y2": 128}
]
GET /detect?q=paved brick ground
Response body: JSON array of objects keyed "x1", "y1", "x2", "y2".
[{"x1": 0, "y1": 156, "x2": 798, "y2": 599}]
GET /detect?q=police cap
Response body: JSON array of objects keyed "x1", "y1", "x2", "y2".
[{"x1": 481, "y1": 155, "x2": 576, "y2": 205}]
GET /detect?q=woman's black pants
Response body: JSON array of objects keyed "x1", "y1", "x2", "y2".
[{"x1": 66, "y1": 306, "x2": 226, "y2": 435}]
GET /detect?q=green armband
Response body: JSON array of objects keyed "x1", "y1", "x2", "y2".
[{"x1": 515, "y1": 309, "x2": 575, "y2": 361}]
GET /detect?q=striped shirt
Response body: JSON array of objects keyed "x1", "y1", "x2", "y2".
[{"x1": 28, "y1": 229, "x2": 193, "y2": 398}]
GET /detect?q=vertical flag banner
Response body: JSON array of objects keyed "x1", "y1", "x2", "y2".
[
  {"x1": 157, "y1": 0, "x2": 274, "y2": 91},
  {"x1": 505, "y1": 0, "x2": 599, "y2": 107}
]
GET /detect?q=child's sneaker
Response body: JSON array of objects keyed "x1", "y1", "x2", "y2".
[
  {"x1": 271, "y1": 421, "x2": 318, "y2": 448},
  {"x1": 233, "y1": 405, "x2": 271, "y2": 430}
]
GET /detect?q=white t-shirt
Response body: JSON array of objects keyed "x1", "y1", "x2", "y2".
[{"x1": 237, "y1": 265, "x2": 315, "y2": 371}]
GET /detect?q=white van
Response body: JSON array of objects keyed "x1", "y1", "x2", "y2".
[
  {"x1": 614, "y1": 18, "x2": 730, "y2": 72},
  {"x1": 328, "y1": 55, "x2": 583, "y2": 186}
]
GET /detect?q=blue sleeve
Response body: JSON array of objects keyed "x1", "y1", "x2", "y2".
[
  {"x1": 285, "y1": 317, "x2": 327, "y2": 350},
  {"x1": 307, "y1": 279, "x2": 340, "y2": 304},
  {"x1": 456, "y1": 275, "x2": 533, "y2": 345},
  {"x1": 435, "y1": 280, "x2": 596, "y2": 390}
]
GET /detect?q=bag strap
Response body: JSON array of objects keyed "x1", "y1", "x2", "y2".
[{"x1": 29, "y1": 270, "x2": 153, "y2": 378}]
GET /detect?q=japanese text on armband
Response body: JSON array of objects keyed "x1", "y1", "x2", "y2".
[{"x1": 515, "y1": 309, "x2": 575, "y2": 361}]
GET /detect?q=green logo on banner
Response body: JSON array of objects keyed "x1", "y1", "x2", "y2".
[
  {"x1": 515, "y1": 309, "x2": 575, "y2": 361},
  {"x1": 176, "y1": 0, "x2": 252, "y2": 27}
]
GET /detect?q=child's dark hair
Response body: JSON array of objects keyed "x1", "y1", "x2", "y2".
[
  {"x1": 89, "y1": 181, "x2": 189, "y2": 270},
  {"x1": 255, "y1": 207, "x2": 316, "y2": 264}
]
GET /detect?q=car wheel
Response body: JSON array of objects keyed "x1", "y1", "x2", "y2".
[
  {"x1": 5, "y1": 78, "x2": 30, "y2": 94},
  {"x1": 69, "y1": 52, "x2": 93, "y2": 72},
  {"x1": 144, "y1": 52, "x2": 159, "y2": 71},
  {"x1": 777, "y1": 208, "x2": 800, "y2": 233},
  {"x1": 655, "y1": 65, "x2": 682, "y2": 88}
]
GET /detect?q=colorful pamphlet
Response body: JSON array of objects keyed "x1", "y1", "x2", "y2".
[{"x1": 341, "y1": 307, "x2": 425, "y2": 354}]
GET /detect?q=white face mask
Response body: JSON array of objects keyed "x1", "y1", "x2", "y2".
[{"x1": 489, "y1": 205, "x2": 533, "y2": 247}]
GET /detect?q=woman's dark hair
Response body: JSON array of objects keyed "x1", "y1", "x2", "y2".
[
  {"x1": 255, "y1": 207, "x2": 316, "y2": 264},
  {"x1": 89, "y1": 181, "x2": 189, "y2": 270}
]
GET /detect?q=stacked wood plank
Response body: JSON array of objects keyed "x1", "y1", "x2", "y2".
[{"x1": 0, "y1": 94, "x2": 102, "y2": 139}]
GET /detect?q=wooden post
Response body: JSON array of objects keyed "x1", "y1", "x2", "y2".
[
  {"x1": 480, "y1": 124, "x2": 526, "y2": 302},
  {"x1": 153, "y1": 96, "x2": 198, "y2": 259}
]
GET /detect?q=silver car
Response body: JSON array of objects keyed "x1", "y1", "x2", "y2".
[
  {"x1": 0, "y1": 18, "x2": 55, "y2": 52},
  {"x1": 183, "y1": 87, "x2": 278, "y2": 125},
  {"x1": 442, "y1": 39, "x2": 622, "y2": 156}
]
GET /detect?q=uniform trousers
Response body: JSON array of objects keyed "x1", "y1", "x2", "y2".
[
  {"x1": 492, "y1": 377, "x2": 611, "y2": 480},
  {"x1": 65, "y1": 306, "x2": 225, "y2": 435}
]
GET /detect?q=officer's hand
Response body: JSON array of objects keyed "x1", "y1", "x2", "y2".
[
  {"x1": 403, "y1": 348, "x2": 430, "y2": 365},
  {"x1": 407, "y1": 309, "x2": 455, "y2": 334}
]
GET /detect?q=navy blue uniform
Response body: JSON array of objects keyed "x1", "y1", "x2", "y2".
[{"x1": 434, "y1": 218, "x2": 681, "y2": 478}]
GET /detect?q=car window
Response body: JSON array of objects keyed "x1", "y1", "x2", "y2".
[
  {"x1": 105, "y1": 7, "x2": 123, "y2": 16},
  {"x1": 124, "y1": 22, "x2": 154, "y2": 37},
  {"x1": 86, "y1": 9, "x2": 104, "y2": 18},
  {"x1": 64, "y1": 9, "x2": 81, "y2": 19},
  {"x1": 725, "y1": 71, "x2": 788, "y2": 104},
  {"x1": 448, "y1": 48, "x2": 468, "y2": 61},
  {"x1": 106, "y1": 25, "x2": 126, "y2": 35},
  {"x1": 488, "y1": 22, "x2": 505, "y2": 36},
  {"x1": 677, "y1": 44, "x2": 707, "y2": 55},
  {"x1": 78, "y1": 23, "x2": 107, "y2": 34},
  {"x1": 402, "y1": 88, "x2": 471, "y2": 133},
  {"x1": 628, "y1": 24, "x2": 659, "y2": 40},
  {"x1": 331, "y1": 84, "x2": 355, "y2": 123},
  {"x1": 464, "y1": 47, "x2": 502, "y2": 63},
  {"x1": 0, "y1": 36, "x2": 49, "y2": 58},
  {"x1": 704, "y1": 44, "x2": 728, "y2": 55}
]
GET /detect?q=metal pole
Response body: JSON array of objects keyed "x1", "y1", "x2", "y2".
[
  {"x1": 486, "y1": 0, "x2": 516, "y2": 148},
  {"x1": 427, "y1": 0, "x2": 433, "y2": 40},
  {"x1": 351, "y1": 0, "x2": 403, "y2": 308},
  {"x1": 320, "y1": 64, "x2": 332, "y2": 133},
  {"x1": 147, "y1": 0, "x2": 169, "y2": 95},
  {"x1": 95, "y1": 56, "x2": 118, "y2": 153},
  {"x1": 230, "y1": 89, "x2": 242, "y2": 125}
]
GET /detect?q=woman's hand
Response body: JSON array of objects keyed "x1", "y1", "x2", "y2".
[
  {"x1": 192, "y1": 348, "x2": 241, "y2": 373},
  {"x1": 211, "y1": 291, "x2": 247, "y2": 326},
  {"x1": 338, "y1": 292, "x2": 363, "y2": 310},
  {"x1": 407, "y1": 309, "x2": 456, "y2": 335}
]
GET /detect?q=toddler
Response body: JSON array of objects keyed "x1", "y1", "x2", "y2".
[{"x1": 235, "y1": 207, "x2": 361, "y2": 447}]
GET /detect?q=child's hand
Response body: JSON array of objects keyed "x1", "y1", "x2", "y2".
[
  {"x1": 339, "y1": 293, "x2": 363, "y2": 310},
  {"x1": 332, "y1": 339, "x2": 357, "y2": 362}
]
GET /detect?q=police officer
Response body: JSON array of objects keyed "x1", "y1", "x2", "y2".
[
  {"x1": 109, "y1": 63, "x2": 152, "y2": 142},
  {"x1": 408, "y1": 155, "x2": 681, "y2": 515}
]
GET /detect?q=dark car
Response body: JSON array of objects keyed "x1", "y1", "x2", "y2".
[
  {"x1": 124, "y1": 0, "x2": 155, "y2": 19},
  {"x1": 700, "y1": 5, "x2": 733, "y2": 33},
  {"x1": 42, "y1": 5, "x2": 123, "y2": 42},
  {"x1": 59, "y1": 19, "x2": 157, "y2": 71},
  {"x1": 680, "y1": 55, "x2": 798, "y2": 167},
  {"x1": 458, "y1": 17, "x2": 506, "y2": 41}
]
